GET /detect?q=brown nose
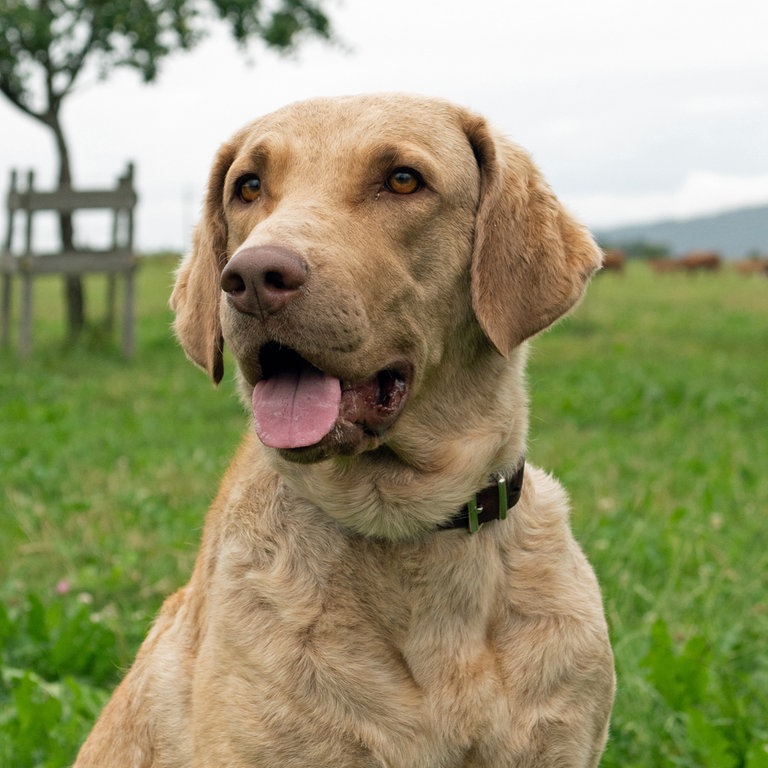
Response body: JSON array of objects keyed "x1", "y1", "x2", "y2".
[{"x1": 221, "y1": 245, "x2": 308, "y2": 316}]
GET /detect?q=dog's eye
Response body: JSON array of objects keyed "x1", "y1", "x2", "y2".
[
  {"x1": 236, "y1": 174, "x2": 262, "y2": 203},
  {"x1": 385, "y1": 168, "x2": 423, "y2": 195}
]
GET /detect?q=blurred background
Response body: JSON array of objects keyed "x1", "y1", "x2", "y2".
[{"x1": 2, "y1": 0, "x2": 767, "y2": 254}]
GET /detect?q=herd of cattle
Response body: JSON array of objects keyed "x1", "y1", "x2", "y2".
[{"x1": 600, "y1": 248, "x2": 768, "y2": 276}]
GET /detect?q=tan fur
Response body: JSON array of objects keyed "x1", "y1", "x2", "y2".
[{"x1": 76, "y1": 94, "x2": 614, "y2": 767}]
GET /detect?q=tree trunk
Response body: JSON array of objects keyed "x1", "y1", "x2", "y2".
[{"x1": 48, "y1": 108, "x2": 85, "y2": 340}]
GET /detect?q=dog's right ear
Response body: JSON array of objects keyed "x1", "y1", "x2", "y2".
[{"x1": 170, "y1": 141, "x2": 236, "y2": 385}]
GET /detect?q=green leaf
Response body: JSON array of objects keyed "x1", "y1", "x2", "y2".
[
  {"x1": 746, "y1": 741, "x2": 768, "y2": 768},
  {"x1": 685, "y1": 708, "x2": 738, "y2": 768},
  {"x1": 641, "y1": 618, "x2": 710, "y2": 711},
  {"x1": 24, "y1": 593, "x2": 49, "y2": 646}
]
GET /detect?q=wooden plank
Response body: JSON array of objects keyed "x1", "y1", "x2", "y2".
[
  {"x1": 7, "y1": 187, "x2": 137, "y2": 213},
  {"x1": 16, "y1": 250, "x2": 138, "y2": 274}
]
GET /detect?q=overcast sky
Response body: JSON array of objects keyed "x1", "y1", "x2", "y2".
[{"x1": 1, "y1": 0, "x2": 766, "y2": 251}]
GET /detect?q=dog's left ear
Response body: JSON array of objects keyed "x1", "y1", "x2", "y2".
[
  {"x1": 462, "y1": 113, "x2": 603, "y2": 355},
  {"x1": 170, "y1": 141, "x2": 236, "y2": 384}
]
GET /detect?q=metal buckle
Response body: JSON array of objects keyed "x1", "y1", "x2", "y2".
[
  {"x1": 497, "y1": 475, "x2": 508, "y2": 520},
  {"x1": 468, "y1": 475, "x2": 509, "y2": 534},
  {"x1": 467, "y1": 496, "x2": 482, "y2": 533}
]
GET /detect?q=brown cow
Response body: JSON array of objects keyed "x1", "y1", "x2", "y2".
[
  {"x1": 679, "y1": 250, "x2": 721, "y2": 272},
  {"x1": 648, "y1": 258, "x2": 682, "y2": 274},
  {"x1": 734, "y1": 258, "x2": 768, "y2": 276}
]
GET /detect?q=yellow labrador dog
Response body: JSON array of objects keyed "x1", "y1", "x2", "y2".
[{"x1": 75, "y1": 94, "x2": 614, "y2": 767}]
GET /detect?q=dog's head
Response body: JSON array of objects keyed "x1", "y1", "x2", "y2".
[{"x1": 171, "y1": 95, "x2": 601, "y2": 464}]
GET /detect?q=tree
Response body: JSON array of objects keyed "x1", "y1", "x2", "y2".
[{"x1": 0, "y1": 0, "x2": 333, "y2": 340}]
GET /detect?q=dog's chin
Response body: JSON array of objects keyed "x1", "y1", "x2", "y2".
[{"x1": 273, "y1": 421, "x2": 390, "y2": 464}]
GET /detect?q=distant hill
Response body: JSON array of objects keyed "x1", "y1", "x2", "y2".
[{"x1": 595, "y1": 204, "x2": 768, "y2": 260}]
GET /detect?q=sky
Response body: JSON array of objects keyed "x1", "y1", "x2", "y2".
[{"x1": 1, "y1": 0, "x2": 767, "y2": 251}]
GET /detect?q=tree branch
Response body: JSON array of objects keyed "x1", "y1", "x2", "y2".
[
  {"x1": 0, "y1": 78, "x2": 46, "y2": 124},
  {"x1": 58, "y1": 8, "x2": 98, "y2": 97}
]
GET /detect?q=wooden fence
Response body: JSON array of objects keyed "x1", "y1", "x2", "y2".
[{"x1": 1, "y1": 164, "x2": 138, "y2": 356}]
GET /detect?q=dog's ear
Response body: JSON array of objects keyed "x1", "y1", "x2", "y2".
[
  {"x1": 170, "y1": 141, "x2": 236, "y2": 384},
  {"x1": 463, "y1": 114, "x2": 603, "y2": 356}
]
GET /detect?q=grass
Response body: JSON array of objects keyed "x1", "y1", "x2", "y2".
[
  {"x1": 527, "y1": 267, "x2": 768, "y2": 766},
  {"x1": 1, "y1": 257, "x2": 767, "y2": 766}
]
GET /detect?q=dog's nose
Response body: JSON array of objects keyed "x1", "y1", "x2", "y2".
[{"x1": 221, "y1": 245, "x2": 308, "y2": 316}]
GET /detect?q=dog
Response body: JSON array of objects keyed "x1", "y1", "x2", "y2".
[{"x1": 75, "y1": 94, "x2": 615, "y2": 767}]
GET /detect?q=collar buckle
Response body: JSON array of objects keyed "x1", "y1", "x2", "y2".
[
  {"x1": 440, "y1": 461, "x2": 525, "y2": 534},
  {"x1": 467, "y1": 475, "x2": 509, "y2": 533},
  {"x1": 467, "y1": 496, "x2": 482, "y2": 533}
]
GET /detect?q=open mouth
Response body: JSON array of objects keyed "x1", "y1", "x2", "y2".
[{"x1": 252, "y1": 342, "x2": 410, "y2": 451}]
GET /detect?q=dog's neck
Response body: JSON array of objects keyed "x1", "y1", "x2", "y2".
[{"x1": 270, "y1": 351, "x2": 529, "y2": 541}]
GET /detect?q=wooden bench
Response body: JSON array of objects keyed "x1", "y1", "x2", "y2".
[{"x1": 1, "y1": 164, "x2": 138, "y2": 356}]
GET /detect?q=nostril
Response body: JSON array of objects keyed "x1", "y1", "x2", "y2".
[
  {"x1": 221, "y1": 269, "x2": 246, "y2": 296},
  {"x1": 264, "y1": 270, "x2": 288, "y2": 291}
]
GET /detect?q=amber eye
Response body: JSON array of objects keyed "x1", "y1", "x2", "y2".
[
  {"x1": 385, "y1": 167, "x2": 423, "y2": 195},
  {"x1": 236, "y1": 174, "x2": 262, "y2": 203}
]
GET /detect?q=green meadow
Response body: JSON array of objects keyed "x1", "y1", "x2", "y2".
[{"x1": 1, "y1": 257, "x2": 767, "y2": 766}]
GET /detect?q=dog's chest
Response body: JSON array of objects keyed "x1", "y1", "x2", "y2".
[{"x1": 199, "y1": 531, "x2": 513, "y2": 766}]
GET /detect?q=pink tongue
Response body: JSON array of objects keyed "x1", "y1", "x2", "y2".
[{"x1": 252, "y1": 368, "x2": 342, "y2": 449}]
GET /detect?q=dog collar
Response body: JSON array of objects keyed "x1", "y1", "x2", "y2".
[{"x1": 440, "y1": 462, "x2": 526, "y2": 534}]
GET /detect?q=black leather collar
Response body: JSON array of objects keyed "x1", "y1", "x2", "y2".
[{"x1": 439, "y1": 462, "x2": 525, "y2": 533}]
